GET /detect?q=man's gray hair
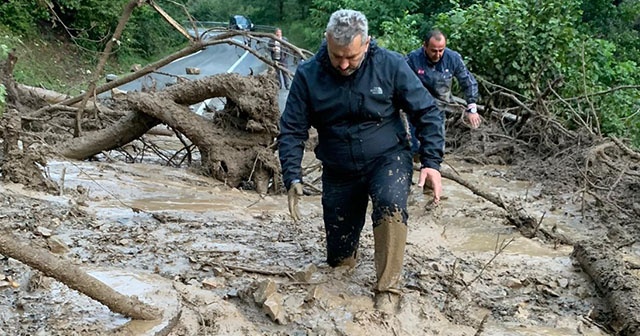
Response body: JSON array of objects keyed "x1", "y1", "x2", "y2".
[{"x1": 325, "y1": 9, "x2": 368, "y2": 46}]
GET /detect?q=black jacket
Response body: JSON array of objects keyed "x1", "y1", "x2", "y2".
[
  {"x1": 278, "y1": 40, "x2": 444, "y2": 188},
  {"x1": 406, "y1": 47, "x2": 478, "y2": 104}
]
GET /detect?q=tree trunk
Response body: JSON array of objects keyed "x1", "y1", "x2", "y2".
[
  {"x1": 572, "y1": 239, "x2": 640, "y2": 335},
  {"x1": 0, "y1": 232, "x2": 161, "y2": 320},
  {"x1": 57, "y1": 71, "x2": 281, "y2": 189}
]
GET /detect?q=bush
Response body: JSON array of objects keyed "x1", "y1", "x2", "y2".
[{"x1": 435, "y1": 0, "x2": 640, "y2": 146}]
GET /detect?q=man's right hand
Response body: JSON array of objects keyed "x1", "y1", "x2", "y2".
[
  {"x1": 417, "y1": 167, "x2": 442, "y2": 204},
  {"x1": 287, "y1": 182, "x2": 304, "y2": 221}
]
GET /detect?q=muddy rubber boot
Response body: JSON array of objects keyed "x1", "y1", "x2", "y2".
[{"x1": 373, "y1": 214, "x2": 407, "y2": 314}]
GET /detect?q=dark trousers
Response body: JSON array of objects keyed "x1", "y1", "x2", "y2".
[{"x1": 321, "y1": 150, "x2": 412, "y2": 266}]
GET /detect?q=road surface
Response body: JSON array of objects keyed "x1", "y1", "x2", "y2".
[{"x1": 107, "y1": 35, "x2": 292, "y2": 113}]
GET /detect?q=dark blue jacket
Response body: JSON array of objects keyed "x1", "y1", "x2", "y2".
[
  {"x1": 405, "y1": 47, "x2": 478, "y2": 104},
  {"x1": 278, "y1": 40, "x2": 444, "y2": 188}
]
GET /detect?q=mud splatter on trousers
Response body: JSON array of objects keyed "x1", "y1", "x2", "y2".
[{"x1": 321, "y1": 150, "x2": 412, "y2": 292}]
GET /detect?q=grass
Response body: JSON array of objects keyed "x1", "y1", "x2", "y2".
[{"x1": 0, "y1": 24, "x2": 153, "y2": 97}]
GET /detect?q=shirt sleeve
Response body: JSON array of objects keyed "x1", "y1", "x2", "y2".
[
  {"x1": 452, "y1": 52, "x2": 479, "y2": 104},
  {"x1": 393, "y1": 59, "x2": 444, "y2": 170},
  {"x1": 278, "y1": 70, "x2": 310, "y2": 189}
]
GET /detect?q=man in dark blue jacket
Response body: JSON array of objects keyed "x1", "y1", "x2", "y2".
[
  {"x1": 406, "y1": 30, "x2": 480, "y2": 128},
  {"x1": 278, "y1": 9, "x2": 444, "y2": 314}
]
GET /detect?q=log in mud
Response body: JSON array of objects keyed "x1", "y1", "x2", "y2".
[
  {"x1": 0, "y1": 232, "x2": 161, "y2": 321},
  {"x1": 572, "y1": 239, "x2": 640, "y2": 336}
]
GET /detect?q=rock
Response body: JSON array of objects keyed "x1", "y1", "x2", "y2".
[
  {"x1": 130, "y1": 63, "x2": 142, "y2": 72},
  {"x1": 36, "y1": 226, "x2": 53, "y2": 238},
  {"x1": 111, "y1": 88, "x2": 127, "y2": 97},
  {"x1": 202, "y1": 277, "x2": 225, "y2": 289},
  {"x1": 253, "y1": 279, "x2": 276, "y2": 305},
  {"x1": 105, "y1": 74, "x2": 118, "y2": 82},
  {"x1": 263, "y1": 293, "x2": 286, "y2": 324},
  {"x1": 212, "y1": 266, "x2": 225, "y2": 276},
  {"x1": 505, "y1": 278, "x2": 524, "y2": 289},
  {"x1": 514, "y1": 302, "x2": 529, "y2": 320},
  {"x1": 557, "y1": 278, "x2": 569, "y2": 288},
  {"x1": 47, "y1": 236, "x2": 69, "y2": 254},
  {"x1": 185, "y1": 67, "x2": 201, "y2": 75},
  {"x1": 304, "y1": 285, "x2": 321, "y2": 303},
  {"x1": 293, "y1": 264, "x2": 317, "y2": 282}
]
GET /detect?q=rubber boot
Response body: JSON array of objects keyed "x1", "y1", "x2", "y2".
[{"x1": 373, "y1": 212, "x2": 407, "y2": 314}]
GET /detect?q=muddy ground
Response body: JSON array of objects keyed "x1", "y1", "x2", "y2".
[
  {"x1": 1, "y1": 47, "x2": 639, "y2": 335},
  {"x1": 1, "y1": 122, "x2": 638, "y2": 335}
]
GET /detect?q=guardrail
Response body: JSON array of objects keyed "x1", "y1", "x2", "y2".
[{"x1": 185, "y1": 21, "x2": 277, "y2": 33}]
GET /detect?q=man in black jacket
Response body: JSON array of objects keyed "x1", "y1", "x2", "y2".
[{"x1": 278, "y1": 9, "x2": 444, "y2": 313}]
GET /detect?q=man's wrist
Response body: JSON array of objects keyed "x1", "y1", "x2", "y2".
[{"x1": 466, "y1": 103, "x2": 478, "y2": 114}]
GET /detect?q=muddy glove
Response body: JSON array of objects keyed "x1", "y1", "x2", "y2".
[{"x1": 287, "y1": 182, "x2": 303, "y2": 221}]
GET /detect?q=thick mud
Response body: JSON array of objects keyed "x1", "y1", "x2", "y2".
[{"x1": 0, "y1": 137, "x2": 626, "y2": 335}]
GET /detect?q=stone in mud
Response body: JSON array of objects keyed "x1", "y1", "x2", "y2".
[
  {"x1": 254, "y1": 279, "x2": 276, "y2": 305},
  {"x1": 36, "y1": 227, "x2": 53, "y2": 237},
  {"x1": 202, "y1": 277, "x2": 225, "y2": 289},
  {"x1": 47, "y1": 236, "x2": 69, "y2": 254},
  {"x1": 294, "y1": 264, "x2": 317, "y2": 282},
  {"x1": 263, "y1": 292, "x2": 286, "y2": 324},
  {"x1": 304, "y1": 285, "x2": 322, "y2": 303}
]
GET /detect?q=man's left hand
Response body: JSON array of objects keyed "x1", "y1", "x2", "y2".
[
  {"x1": 417, "y1": 167, "x2": 442, "y2": 204},
  {"x1": 465, "y1": 103, "x2": 481, "y2": 128}
]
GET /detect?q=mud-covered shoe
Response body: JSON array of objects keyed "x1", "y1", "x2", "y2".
[{"x1": 374, "y1": 292, "x2": 400, "y2": 314}]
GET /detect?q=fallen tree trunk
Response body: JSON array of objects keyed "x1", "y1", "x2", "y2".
[
  {"x1": 57, "y1": 71, "x2": 281, "y2": 191},
  {"x1": 58, "y1": 111, "x2": 161, "y2": 159},
  {"x1": 0, "y1": 231, "x2": 161, "y2": 320},
  {"x1": 440, "y1": 168, "x2": 570, "y2": 244},
  {"x1": 572, "y1": 239, "x2": 640, "y2": 336}
]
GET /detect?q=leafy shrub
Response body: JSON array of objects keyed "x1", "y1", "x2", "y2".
[{"x1": 435, "y1": 0, "x2": 640, "y2": 146}]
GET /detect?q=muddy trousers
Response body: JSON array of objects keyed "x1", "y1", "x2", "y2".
[{"x1": 321, "y1": 151, "x2": 412, "y2": 292}]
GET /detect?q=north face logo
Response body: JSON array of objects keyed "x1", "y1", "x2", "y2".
[{"x1": 370, "y1": 86, "x2": 383, "y2": 95}]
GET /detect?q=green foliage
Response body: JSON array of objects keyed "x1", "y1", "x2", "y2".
[
  {"x1": 377, "y1": 11, "x2": 423, "y2": 54},
  {"x1": 186, "y1": 0, "x2": 259, "y2": 22},
  {"x1": 581, "y1": 0, "x2": 640, "y2": 65},
  {"x1": 0, "y1": 43, "x2": 8, "y2": 115},
  {"x1": 435, "y1": 0, "x2": 640, "y2": 146},
  {"x1": 305, "y1": 0, "x2": 420, "y2": 48},
  {"x1": 436, "y1": 0, "x2": 585, "y2": 94},
  {"x1": 0, "y1": 0, "x2": 49, "y2": 35}
]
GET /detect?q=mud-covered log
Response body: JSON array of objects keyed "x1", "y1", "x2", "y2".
[
  {"x1": 0, "y1": 232, "x2": 161, "y2": 320},
  {"x1": 572, "y1": 239, "x2": 640, "y2": 335},
  {"x1": 124, "y1": 72, "x2": 280, "y2": 187},
  {"x1": 58, "y1": 71, "x2": 280, "y2": 188},
  {"x1": 58, "y1": 111, "x2": 161, "y2": 159}
]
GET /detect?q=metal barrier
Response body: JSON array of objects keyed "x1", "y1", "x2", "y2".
[{"x1": 185, "y1": 21, "x2": 277, "y2": 33}]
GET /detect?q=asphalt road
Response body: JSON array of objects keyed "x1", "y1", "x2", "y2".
[{"x1": 108, "y1": 35, "x2": 291, "y2": 113}]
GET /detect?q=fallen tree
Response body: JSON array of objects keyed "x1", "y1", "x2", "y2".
[
  {"x1": 572, "y1": 239, "x2": 640, "y2": 336},
  {"x1": 0, "y1": 231, "x2": 161, "y2": 320}
]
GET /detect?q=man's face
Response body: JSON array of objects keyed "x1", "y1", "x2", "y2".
[
  {"x1": 326, "y1": 34, "x2": 370, "y2": 76},
  {"x1": 275, "y1": 29, "x2": 282, "y2": 38},
  {"x1": 424, "y1": 37, "x2": 446, "y2": 63}
]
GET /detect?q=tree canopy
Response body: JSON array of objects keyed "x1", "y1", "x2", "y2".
[{"x1": 0, "y1": 0, "x2": 638, "y2": 145}]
